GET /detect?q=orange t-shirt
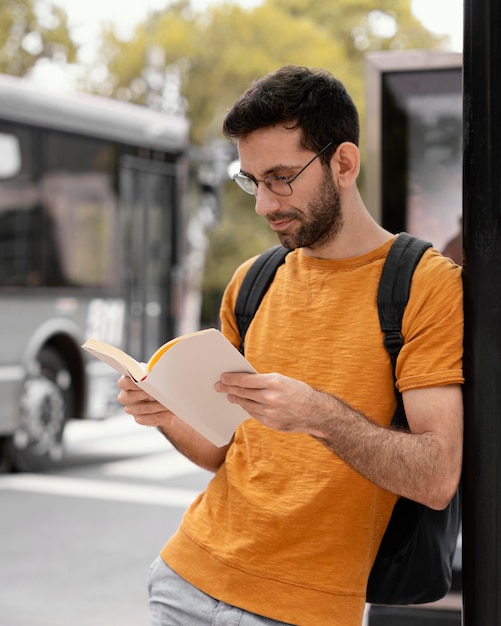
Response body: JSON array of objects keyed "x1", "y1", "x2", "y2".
[{"x1": 162, "y1": 239, "x2": 464, "y2": 626}]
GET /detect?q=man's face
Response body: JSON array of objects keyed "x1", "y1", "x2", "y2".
[{"x1": 237, "y1": 126, "x2": 343, "y2": 252}]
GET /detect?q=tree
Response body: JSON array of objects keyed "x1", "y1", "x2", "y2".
[
  {"x1": 0, "y1": 0, "x2": 77, "y2": 76},
  {"x1": 269, "y1": 0, "x2": 447, "y2": 60},
  {"x1": 95, "y1": 0, "x2": 446, "y2": 146},
  {"x1": 93, "y1": 1, "x2": 350, "y2": 143}
]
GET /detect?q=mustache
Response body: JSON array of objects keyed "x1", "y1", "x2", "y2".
[{"x1": 266, "y1": 210, "x2": 301, "y2": 222}]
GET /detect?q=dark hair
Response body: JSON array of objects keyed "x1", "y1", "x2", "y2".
[{"x1": 222, "y1": 66, "x2": 360, "y2": 165}]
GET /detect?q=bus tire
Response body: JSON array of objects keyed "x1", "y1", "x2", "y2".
[{"x1": 8, "y1": 347, "x2": 73, "y2": 472}]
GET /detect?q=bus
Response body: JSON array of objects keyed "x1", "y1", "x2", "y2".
[{"x1": 0, "y1": 73, "x2": 190, "y2": 471}]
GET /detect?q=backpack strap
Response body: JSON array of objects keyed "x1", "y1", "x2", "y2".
[
  {"x1": 377, "y1": 232, "x2": 432, "y2": 428},
  {"x1": 234, "y1": 244, "x2": 290, "y2": 354}
]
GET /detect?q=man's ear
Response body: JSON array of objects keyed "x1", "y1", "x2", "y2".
[{"x1": 331, "y1": 142, "x2": 360, "y2": 187}]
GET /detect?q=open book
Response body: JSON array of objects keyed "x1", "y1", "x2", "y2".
[{"x1": 82, "y1": 328, "x2": 256, "y2": 447}]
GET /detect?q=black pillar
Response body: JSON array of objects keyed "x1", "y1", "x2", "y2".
[{"x1": 462, "y1": 0, "x2": 501, "y2": 623}]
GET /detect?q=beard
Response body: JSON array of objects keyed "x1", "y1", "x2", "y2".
[{"x1": 269, "y1": 171, "x2": 343, "y2": 250}]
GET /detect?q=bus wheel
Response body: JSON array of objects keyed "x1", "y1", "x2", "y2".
[{"x1": 9, "y1": 347, "x2": 72, "y2": 472}]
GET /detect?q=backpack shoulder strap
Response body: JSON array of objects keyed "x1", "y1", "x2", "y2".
[
  {"x1": 378, "y1": 232, "x2": 432, "y2": 426},
  {"x1": 234, "y1": 245, "x2": 290, "y2": 353}
]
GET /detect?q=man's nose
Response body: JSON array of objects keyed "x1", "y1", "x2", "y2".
[{"x1": 254, "y1": 184, "x2": 282, "y2": 217}]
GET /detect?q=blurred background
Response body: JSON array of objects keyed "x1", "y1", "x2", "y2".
[
  {"x1": 1, "y1": 0, "x2": 463, "y2": 330},
  {"x1": 0, "y1": 1, "x2": 463, "y2": 625}
]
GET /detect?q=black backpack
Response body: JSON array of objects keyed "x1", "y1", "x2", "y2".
[{"x1": 234, "y1": 232, "x2": 461, "y2": 606}]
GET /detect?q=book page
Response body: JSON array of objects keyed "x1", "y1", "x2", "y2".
[
  {"x1": 139, "y1": 329, "x2": 256, "y2": 446},
  {"x1": 82, "y1": 338, "x2": 146, "y2": 381},
  {"x1": 146, "y1": 328, "x2": 213, "y2": 372}
]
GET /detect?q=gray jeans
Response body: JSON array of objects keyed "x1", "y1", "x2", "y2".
[{"x1": 147, "y1": 556, "x2": 293, "y2": 626}]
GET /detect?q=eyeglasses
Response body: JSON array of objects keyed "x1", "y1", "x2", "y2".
[{"x1": 232, "y1": 141, "x2": 334, "y2": 197}]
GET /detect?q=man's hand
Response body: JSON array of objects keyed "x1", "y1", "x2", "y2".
[
  {"x1": 117, "y1": 376, "x2": 229, "y2": 472},
  {"x1": 117, "y1": 375, "x2": 175, "y2": 427},
  {"x1": 215, "y1": 371, "x2": 317, "y2": 433}
]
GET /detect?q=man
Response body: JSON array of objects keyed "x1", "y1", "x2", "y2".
[{"x1": 118, "y1": 66, "x2": 463, "y2": 626}]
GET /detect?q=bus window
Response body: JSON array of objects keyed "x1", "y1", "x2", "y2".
[
  {"x1": 0, "y1": 132, "x2": 21, "y2": 178},
  {"x1": 0, "y1": 125, "x2": 49, "y2": 287},
  {"x1": 42, "y1": 132, "x2": 120, "y2": 288}
]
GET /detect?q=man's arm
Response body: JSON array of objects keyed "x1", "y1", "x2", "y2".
[
  {"x1": 215, "y1": 372, "x2": 463, "y2": 509},
  {"x1": 117, "y1": 376, "x2": 229, "y2": 472},
  {"x1": 309, "y1": 383, "x2": 463, "y2": 510}
]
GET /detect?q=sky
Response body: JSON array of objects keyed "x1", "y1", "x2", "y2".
[{"x1": 51, "y1": 0, "x2": 463, "y2": 58}]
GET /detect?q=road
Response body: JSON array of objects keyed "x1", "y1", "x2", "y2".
[{"x1": 0, "y1": 416, "x2": 213, "y2": 626}]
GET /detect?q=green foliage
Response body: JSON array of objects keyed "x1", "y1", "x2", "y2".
[
  {"x1": 200, "y1": 180, "x2": 278, "y2": 325},
  {"x1": 203, "y1": 182, "x2": 277, "y2": 290},
  {"x1": 95, "y1": 0, "x2": 447, "y2": 145},
  {"x1": 182, "y1": 3, "x2": 348, "y2": 145},
  {"x1": 0, "y1": 0, "x2": 76, "y2": 75}
]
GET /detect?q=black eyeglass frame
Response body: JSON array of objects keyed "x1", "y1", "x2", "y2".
[{"x1": 232, "y1": 141, "x2": 334, "y2": 197}]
